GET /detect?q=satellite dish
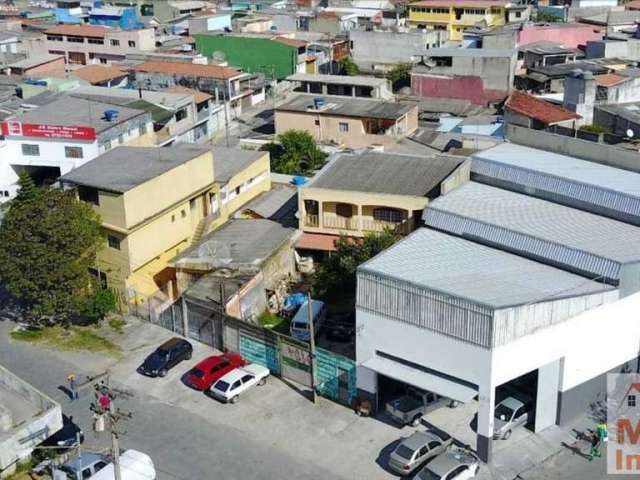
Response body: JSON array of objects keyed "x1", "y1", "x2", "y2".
[
  {"x1": 627, "y1": 129, "x2": 634, "y2": 138},
  {"x1": 197, "y1": 240, "x2": 232, "y2": 265},
  {"x1": 212, "y1": 51, "x2": 226, "y2": 63}
]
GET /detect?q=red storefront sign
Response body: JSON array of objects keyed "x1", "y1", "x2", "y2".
[{"x1": 0, "y1": 121, "x2": 96, "y2": 141}]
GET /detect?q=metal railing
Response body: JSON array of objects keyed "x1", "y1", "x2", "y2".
[
  {"x1": 305, "y1": 214, "x2": 319, "y2": 227},
  {"x1": 323, "y1": 215, "x2": 358, "y2": 230}
]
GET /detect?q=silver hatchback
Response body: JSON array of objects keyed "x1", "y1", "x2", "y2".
[{"x1": 388, "y1": 430, "x2": 452, "y2": 475}]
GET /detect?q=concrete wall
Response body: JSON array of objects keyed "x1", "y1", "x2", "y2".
[
  {"x1": 504, "y1": 123, "x2": 640, "y2": 174},
  {"x1": 517, "y1": 24, "x2": 604, "y2": 49},
  {"x1": 411, "y1": 73, "x2": 508, "y2": 106}
]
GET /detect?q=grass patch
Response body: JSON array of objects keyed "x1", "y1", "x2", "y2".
[
  {"x1": 11, "y1": 325, "x2": 120, "y2": 353},
  {"x1": 5, "y1": 459, "x2": 35, "y2": 480},
  {"x1": 258, "y1": 311, "x2": 283, "y2": 329},
  {"x1": 108, "y1": 317, "x2": 127, "y2": 334}
]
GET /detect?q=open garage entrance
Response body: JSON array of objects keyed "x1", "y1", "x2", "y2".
[
  {"x1": 13, "y1": 165, "x2": 61, "y2": 188},
  {"x1": 496, "y1": 369, "x2": 539, "y2": 434}
]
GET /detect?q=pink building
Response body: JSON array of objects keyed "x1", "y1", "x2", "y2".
[
  {"x1": 517, "y1": 23, "x2": 604, "y2": 49},
  {"x1": 42, "y1": 24, "x2": 155, "y2": 67}
]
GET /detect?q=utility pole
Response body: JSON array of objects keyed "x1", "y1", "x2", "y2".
[{"x1": 307, "y1": 292, "x2": 317, "y2": 404}]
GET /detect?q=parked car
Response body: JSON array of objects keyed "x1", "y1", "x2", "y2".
[
  {"x1": 290, "y1": 299, "x2": 326, "y2": 341},
  {"x1": 208, "y1": 363, "x2": 270, "y2": 403},
  {"x1": 493, "y1": 396, "x2": 532, "y2": 440},
  {"x1": 386, "y1": 387, "x2": 443, "y2": 426},
  {"x1": 52, "y1": 452, "x2": 109, "y2": 480},
  {"x1": 137, "y1": 337, "x2": 193, "y2": 377},
  {"x1": 41, "y1": 414, "x2": 84, "y2": 449},
  {"x1": 413, "y1": 446, "x2": 480, "y2": 480},
  {"x1": 388, "y1": 430, "x2": 453, "y2": 475},
  {"x1": 186, "y1": 353, "x2": 246, "y2": 391},
  {"x1": 89, "y1": 450, "x2": 156, "y2": 480}
]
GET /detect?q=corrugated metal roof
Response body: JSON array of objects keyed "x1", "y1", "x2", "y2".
[
  {"x1": 424, "y1": 182, "x2": 640, "y2": 283},
  {"x1": 359, "y1": 228, "x2": 613, "y2": 309},
  {"x1": 471, "y1": 143, "x2": 640, "y2": 225}
]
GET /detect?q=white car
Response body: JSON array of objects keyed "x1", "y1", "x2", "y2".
[
  {"x1": 208, "y1": 363, "x2": 270, "y2": 403},
  {"x1": 413, "y1": 447, "x2": 479, "y2": 480}
]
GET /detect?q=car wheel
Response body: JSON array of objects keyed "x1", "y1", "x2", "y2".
[
  {"x1": 158, "y1": 369, "x2": 167, "y2": 378},
  {"x1": 230, "y1": 395, "x2": 239, "y2": 404},
  {"x1": 411, "y1": 415, "x2": 422, "y2": 427},
  {"x1": 259, "y1": 377, "x2": 267, "y2": 386},
  {"x1": 503, "y1": 430, "x2": 512, "y2": 440}
]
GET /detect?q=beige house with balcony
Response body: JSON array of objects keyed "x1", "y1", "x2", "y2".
[
  {"x1": 296, "y1": 150, "x2": 469, "y2": 252},
  {"x1": 274, "y1": 94, "x2": 418, "y2": 148}
]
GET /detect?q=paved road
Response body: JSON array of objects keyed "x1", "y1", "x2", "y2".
[{"x1": 0, "y1": 320, "x2": 345, "y2": 480}]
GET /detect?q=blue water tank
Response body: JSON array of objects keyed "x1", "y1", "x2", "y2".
[
  {"x1": 104, "y1": 110, "x2": 119, "y2": 122},
  {"x1": 292, "y1": 175, "x2": 306, "y2": 186},
  {"x1": 313, "y1": 96, "x2": 325, "y2": 110}
]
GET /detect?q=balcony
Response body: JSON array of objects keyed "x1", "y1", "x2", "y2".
[
  {"x1": 304, "y1": 214, "x2": 412, "y2": 235},
  {"x1": 322, "y1": 214, "x2": 358, "y2": 231},
  {"x1": 305, "y1": 213, "x2": 319, "y2": 227},
  {"x1": 362, "y1": 218, "x2": 411, "y2": 235}
]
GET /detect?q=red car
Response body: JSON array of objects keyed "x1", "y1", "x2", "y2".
[{"x1": 186, "y1": 353, "x2": 246, "y2": 391}]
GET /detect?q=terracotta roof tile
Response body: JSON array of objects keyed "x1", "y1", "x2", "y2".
[
  {"x1": 594, "y1": 73, "x2": 628, "y2": 87},
  {"x1": 72, "y1": 65, "x2": 127, "y2": 84},
  {"x1": 506, "y1": 90, "x2": 580, "y2": 125},
  {"x1": 273, "y1": 36, "x2": 307, "y2": 48},
  {"x1": 45, "y1": 24, "x2": 111, "y2": 38},
  {"x1": 163, "y1": 86, "x2": 212, "y2": 104},
  {"x1": 129, "y1": 61, "x2": 242, "y2": 80},
  {"x1": 295, "y1": 233, "x2": 339, "y2": 251}
]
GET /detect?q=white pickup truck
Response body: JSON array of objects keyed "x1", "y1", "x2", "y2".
[{"x1": 53, "y1": 450, "x2": 156, "y2": 480}]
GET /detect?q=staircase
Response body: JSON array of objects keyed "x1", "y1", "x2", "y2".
[{"x1": 192, "y1": 218, "x2": 208, "y2": 244}]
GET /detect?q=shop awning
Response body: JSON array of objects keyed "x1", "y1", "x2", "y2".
[
  {"x1": 295, "y1": 232, "x2": 340, "y2": 251},
  {"x1": 362, "y1": 355, "x2": 477, "y2": 403}
]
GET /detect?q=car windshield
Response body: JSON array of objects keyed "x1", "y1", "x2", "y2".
[
  {"x1": 292, "y1": 322, "x2": 307, "y2": 330},
  {"x1": 495, "y1": 404, "x2": 514, "y2": 420},
  {"x1": 215, "y1": 380, "x2": 230, "y2": 392},
  {"x1": 154, "y1": 350, "x2": 169, "y2": 360},
  {"x1": 394, "y1": 444, "x2": 416, "y2": 460},
  {"x1": 418, "y1": 467, "x2": 441, "y2": 480},
  {"x1": 58, "y1": 465, "x2": 78, "y2": 476},
  {"x1": 190, "y1": 369, "x2": 204, "y2": 378}
]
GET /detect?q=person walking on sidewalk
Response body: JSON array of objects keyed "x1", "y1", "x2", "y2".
[{"x1": 67, "y1": 373, "x2": 79, "y2": 401}]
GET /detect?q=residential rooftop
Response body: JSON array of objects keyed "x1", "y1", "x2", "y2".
[
  {"x1": 276, "y1": 94, "x2": 415, "y2": 120},
  {"x1": 505, "y1": 91, "x2": 580, "y2": 124},
  {"x1": 7, "y1": 95, "x2": 146, "y2": 134},
  {"x1": 307, "y1": 151, "x2": 464, "y2": 197},
  {"x1": 426, "y1": 48, "x2": 516, "y2": 58},
  {"x1": 411, "y1": 0, "x2": 509, "y2": 6},
  {"x1": 129, "y1": 60, "x2": 242, "y2": 80},
  {"x1": 211, "y1": 147, "x2": 266, "y2": 184},
  {"x1": 6, "y1": 54, "x2": 63, "y2": 70},
  {"x1": 360, "y1": 228, "x2": 614, "y2": 309},
  {"x1": 596, "y1": 101, "x2": 640, "y2": 125},
  {"x1": 424, "y1": 182, "x2": 640, "y2": 283},
  {"x1": 60, "y1": 145, "x2": 211, "y2": 193},
  {"x1": 286, "y1": 73, "x2": 389, "y2": 88},
  {"x1": 471, "y1": 143, "x2": 640, "y2": 225},
  {"x1": 71, "y1": 65, "x2": 127, "y2": 84},
  {"x1": 44, "y1": 24, "x2": 112, "y2": 38}
]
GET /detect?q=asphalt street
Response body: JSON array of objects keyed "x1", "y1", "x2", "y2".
[{"x1": 0, "y1": 320, "x2": 345, "y2": 480}]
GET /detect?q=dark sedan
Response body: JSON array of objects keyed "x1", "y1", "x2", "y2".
[{"x1": 137, "y1": 337, "x2": 193, "y2": 377}]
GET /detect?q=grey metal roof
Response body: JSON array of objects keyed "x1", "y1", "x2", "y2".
[
  {"x1": 471, "y1": 143, "x2": 640, "y2": 226},
  {"x1": 426, "y1": 48, "x2": 516, "y2": 58},
  {"x1": 595, "y1": 102, "x2": 640, "y2": 124},
  {"x1": 276, "y1": 94, "x2": 414, "y2": 120},
  {"x1": 286, "y1": 73, "x2": 388, "y2": 88},
  {"x1": 60, "y1": 145, "x2": 211, "y2": 193},
  {"x1": 6, "y1": 53, "x2": 62, "y2": 69},
  {"x1": 172, "y1": 219, "x2": 295, "y2": 269},
  {"x1": 211, "y1": 147, "x2": 265, "y2": 184},
  {"x1": 308, "y1": 151, "x2": 464, "y2": 196},
  {"x1": 9, "y1": 95, "x2": 147, "y2": 135},
  {"x1": 360, "y1": 228, "x2": 613, "y2": 309},
  {"x1": 241, "y1": 184, "x2": 297, "y2": 223},
  {"x1": 424, "y1": 182, "x2": 640, "y2": 283}
]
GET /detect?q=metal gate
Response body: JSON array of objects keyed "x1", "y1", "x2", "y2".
[
  {"x1": 156, "y1": 302, "x2": 184, "y2": 336},
  {"x1": 280, "y1": 337, "x2": 312, "y2": 387},
  {"x1": 184, "y1": 301, "x2": 223, "y2": 349}
]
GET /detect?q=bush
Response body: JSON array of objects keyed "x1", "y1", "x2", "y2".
[
  {"x1": 579, "y1": 124, "x2": 611, "y2": 135},
  {"x1": 83, "y1": 286, "x2": 117, "y2": 323}
]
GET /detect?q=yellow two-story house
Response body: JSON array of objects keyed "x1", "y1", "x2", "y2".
[
  {"x1": 60, "y1": 145, "x2": 271, "y2": 307},
  {"x1": 408, "y1": 0, "x2": 508, "y2": 42},
  {"x1": 296, "y1": 150, "x2": 469, "y2": 253}
]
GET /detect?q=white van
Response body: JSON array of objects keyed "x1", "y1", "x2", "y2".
[
  {"x1": 290, "y1": 300, "x2": 326, "y2": 341},
  {"x1": 89, "y1": 450, "x2": 156, "y2": 480}
]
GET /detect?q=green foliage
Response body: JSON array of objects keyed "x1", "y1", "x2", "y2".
[
  {"x1": 339, "y1": 56, "x2": 360, "y2": 76},
  {"x1": 10, "y1": 325, "x2": 119, "y2": 353},
  {"x1": 579, "y1": 123, "x2": 612, "y2": 135},
  {"x1": 262, "y1": 129, "x2": 327, "y2": 175},
  {"x1": 83, "y1": 286, "x2": 117, "y2": 323},
  {"x1": 258, "y1": 310, "x2": 284, "y2": 329},
  {"x1": 108, "y1": 317, "x2": 127, "y2": 334},
  {"x1": 387, "y1": 64, "x2": 412, "y2": 91},
  {"x1": 536, "y1": 10, "x2": 563, "y2": 23},
  {"x1": 313, "y1": 229, "x2": 400, "y2": 296},
  {"x1": 0, "y1": 180, "x2": 102, "y2": 325}
]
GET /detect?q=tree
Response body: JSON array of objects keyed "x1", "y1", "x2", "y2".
[
  {"x1": 82, "y1": 286, "x2": 117, "y2": 324},
  {"x1": 261, "y1": 129, "x2": 327, "y2": 175},
  {"x1": 387, "y1": 64, "x2": 412, "y2": 92},
  {"x1": 0, "y1": 177, "x2": 103, "y2": 325},
  {"x1": 338, "y1": 56, "x2": 360, "y2": 76},
  {"x1": 312, "y1": 229, "x2": 400, "y2": 296},
  {"x1": 536, "y1": 10, "x2": 563, "y2": 23}
]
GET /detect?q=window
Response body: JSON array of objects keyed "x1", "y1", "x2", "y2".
[
  {"x1": 140, "y1": 123, "x2": 147, "y2": 135},
  {"x1": 515, "y1": 11, "x2": 522, "y2": 18},
  {"x1": 336, "y1": 203, "x2": 352, "y2": 218},
  {"x1": 190, "y1": 198, "x2": 196, "y2": 211},
  {"x1": 78, "y1": 186, "x2": 99, "y2": 205},
  {"x1": 3, "y1": 191, "x2": 8, "y2": 197},
  {"x1": 338, "y1": 122, "x2": 349, "y2": 132},
  {"x1": 21, "y1": 144, "x2": 40, "y2": 156},
  {"x1": 629, "y1": 395, "x2": 637, "y2": 407},
  {"x1": 107, "y1": 235, "x2": 120, "y2": 250},
  {"x1": 231, "y1": 380, "x2": 242, "y2": 390},
  {"x1": 67, "y1": 36, "x2": 84, "y2": 43},
  {"x1": 100, "y1": 58, "x2": 108, "y2": 65},
  {"x1": 373, "y1": 207, "x2": 403, "y2": 223},
  {"x1": 82, "y1": 468, "x2": 92, "y2": 480},
  {"x1": 88, "y1": 38, "x2": 104, "y2": 45},
  {"x1": 428, "y1": 441, "x2": 440, "y2": 450},
  {"x1": 235, "y1": 185, "x2": 241, "y2": 195},
  {"x1": 171, "y1": 214, "x2": 175, "y2": 222},
  {"x1": 241, "y1": 374, "x2": 253, "y2": 383},
  {"x1": 118, "y1": 134, "x2": 124, "y2": 144},
  {"x1": 94, "y1": 461, "x2": 107, "y2": 472},
  {"x1": 314, "y1": 119, "x2": 320, "y2": 126},
  {"x1": 181, "y1": 209, "x2": 186, "y2": 218},
  {"x1": 46, "y1": 35, "x2": 63, "y2": 41},
  {"x1": 65, "y1": 146, "x2": 83, "y2": 159},
  {"x1": 175, "y1": 108, "x2": 188, "y2": 122},
  {"x1": 110, "y1": 39, "x2": 120, "y2": 46},
  {"x1": 128, "y1": 40, "x2": 136, "y2": 47}
]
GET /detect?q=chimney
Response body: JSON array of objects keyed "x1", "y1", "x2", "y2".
[{"x1": 563, "y1": 69, "x2": 595, "y2": 126}]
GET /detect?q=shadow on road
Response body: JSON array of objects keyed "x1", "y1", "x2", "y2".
[{"x1": 375, "y1": 438, "x2": 402, "y2": 476}]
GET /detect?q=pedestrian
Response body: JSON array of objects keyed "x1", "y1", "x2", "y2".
[
  {"x1": 589, "y1": 431, "x2": 601, "y2": 460},
  {"x1": 67, "y1": 373, "x2": 79, "y2": 401}
]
